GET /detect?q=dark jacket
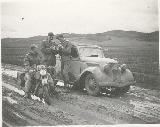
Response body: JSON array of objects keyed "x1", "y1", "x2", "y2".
[
  {"x1": 41, "y1": 39, "x2": 58, "y2": 66},
  {"x1": 24, "y1": 51, "x2": 42, "y2": 67},
  {"x1": 60, "y1": 40, "x2": 72, "y2": 62}
]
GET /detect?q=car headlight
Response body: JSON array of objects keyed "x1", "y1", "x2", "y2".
[
  {"x1": 103, "y1": 63, "x2": 114, "y2": 73},
  {"x1": 121, "y1": 64, "x2": 127, "y2": 73}
]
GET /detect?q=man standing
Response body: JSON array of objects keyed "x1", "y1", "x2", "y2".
[
  {"x1": 23, "y1": 44, "x2": 42, "y2": 98},
  {"x1": 41, "y1": 32, "x2": 58, "y2": 67},
  {"x1": 41, "y1": 32, "x2": 59, "y2": 93},
  {"x1": 56, "y1": 34, "x2": 72, "y2": 91}
]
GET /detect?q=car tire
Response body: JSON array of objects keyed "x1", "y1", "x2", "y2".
[
  {"x1": 72, "y1": 81, "x2": 84, "y2": 91},
  {"x1": 113, "y1": 85, "x2": 130, "y2": 95},
  {"x1": 120, "y1": 85, "x2": 130, "y2": 93},
  {"x1": 85, "y1": 73, "x2": 100, "y2": 96}
]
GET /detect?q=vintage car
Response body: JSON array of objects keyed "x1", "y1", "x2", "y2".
[{"x1": 55, "y1": 43, "x2": 136, "y2": 96}]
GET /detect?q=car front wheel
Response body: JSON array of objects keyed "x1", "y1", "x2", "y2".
[
  {"x1": 85, "y1": 73, "x2": 100, "y2": 96},
  {"x1": 119, "y1": 85, "x2": 130, "y2": 93},
  {"x1": 111, "y1": 85, "x2": 130, "y2": 95}
]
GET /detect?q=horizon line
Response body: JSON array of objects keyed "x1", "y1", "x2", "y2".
[{"x1": 1, "y1": 29, "x2": 159, "y2": 39}]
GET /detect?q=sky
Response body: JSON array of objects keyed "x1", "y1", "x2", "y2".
[{"x1": 1, "y1": 0, "x2": 159, "y2": 38}]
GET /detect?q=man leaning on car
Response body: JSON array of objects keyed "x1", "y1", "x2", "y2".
[{"x1": 56, "y1": 34, "x2": 72, "y2": 91}]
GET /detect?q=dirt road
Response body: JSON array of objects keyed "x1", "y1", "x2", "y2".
[{"x1": 2, "y1": 66, "x2": 160, "y2": 126}]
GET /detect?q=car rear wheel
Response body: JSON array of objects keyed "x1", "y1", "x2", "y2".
[{"x1": 85, "y1": 73, "x2": 100, "y2": 96}]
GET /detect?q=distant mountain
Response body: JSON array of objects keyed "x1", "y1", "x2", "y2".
[
  {"x1": 146, "y1": 31, "x2": 159, "y2": 42},
  {"x1": 64, "y1": 30, "x2": 159, "y2": 42},
  {"x1": 1, "y1": 30, "x2": 159, "y2": 48},
  {"x1": 1, "y1": 36, "x2": 46, "y2": 48}
]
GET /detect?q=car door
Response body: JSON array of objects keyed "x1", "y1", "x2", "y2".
[{"x1": 68, "y1": 46, "x2": 81, "y2": 83}]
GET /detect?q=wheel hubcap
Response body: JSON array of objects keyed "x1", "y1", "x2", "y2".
[{"x1": 88, "y1": 78, "x2": 97, "y2": 91}]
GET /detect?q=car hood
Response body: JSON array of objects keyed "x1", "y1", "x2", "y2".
[{"x1": 81, "y1": 57, "x2": 118, "y2": 64}]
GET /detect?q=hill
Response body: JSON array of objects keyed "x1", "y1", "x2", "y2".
[{"x1": 1, "y1": 30, "x2": 159, "y2": 48}]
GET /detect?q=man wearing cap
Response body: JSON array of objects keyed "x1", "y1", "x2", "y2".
[
  {"x1": 23, "y1": 44, "x2": 42, "y2": 98},
  {"x1": 56, "y1": 34, "x2": 72, "y2": 90},
  {"x1": 41, "y1": 32, "x2": 60, "y2": 78},
  {"x1": 41, "y1": 32, "x2": 59, "y2": 67},
  {"x1": 41, "y1": 32, "x2": 60, "y2": 94}
]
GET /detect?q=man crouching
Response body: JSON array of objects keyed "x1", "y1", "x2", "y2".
[
  {"x1": 23, "y1": 44, "x2": 42, "y2": 99},
  {"x1": 34, "y1": 65, "x2": 54, "y2": 104}
]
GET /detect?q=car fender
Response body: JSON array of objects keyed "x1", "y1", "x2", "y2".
[
  {"x1": 121, "y1": 69, "x2": 135, "y2": 82},
  {"x1": 78, "y1": 66, "x2": 102, "y2": 85}
]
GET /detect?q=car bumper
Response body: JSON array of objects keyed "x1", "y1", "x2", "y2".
[{"x1": 99, "y1": 80, "x2": 136, "y2": 87}]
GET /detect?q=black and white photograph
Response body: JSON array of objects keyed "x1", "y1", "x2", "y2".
[{"x1": 1, "y1": 0, "x2": 160, "y2": 126}]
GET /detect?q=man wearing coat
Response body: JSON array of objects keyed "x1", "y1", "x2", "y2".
[
  {"x1": 23, "y1": 44, "x2": 42, "y2": 98},
  {"x1": 56, "y1": 34, "x2": 72, "y2": 91},
  {"x1": 41, "y1": 32, "x2": 58, "y2": 67}
]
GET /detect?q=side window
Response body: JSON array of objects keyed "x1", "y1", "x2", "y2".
[{"x1": 71, "y1": 46, "x2": 79, "y2": 58}]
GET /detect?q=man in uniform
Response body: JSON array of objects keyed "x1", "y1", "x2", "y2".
[
  {"x1": 41, "y1": 32, "x2": 59, "y2": 93},
  {"x1": 41, "y1": 32, "x2": 58, "y2": 67},
  {"x1": 23, "y1": 44, "x2": 42, "y2": 98},
  {"x1": 56, "y1": 34, "x2": 72, "y2": 91}
]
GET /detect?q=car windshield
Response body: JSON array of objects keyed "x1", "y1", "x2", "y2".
[{"x1": 79, "y1": 47, "x2": 104, "y2": 58}]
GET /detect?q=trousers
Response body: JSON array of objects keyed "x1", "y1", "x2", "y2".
[
  {"x1": 24, "y1": 72, "x2": 35, "y2": 93},
  {"x1": 61, "y1": 60, "x2": 71, "y2": 85}
]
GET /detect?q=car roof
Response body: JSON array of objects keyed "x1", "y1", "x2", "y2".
[{"x1": 71, "y1": 42, "x2": 102, "y2": 49}]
